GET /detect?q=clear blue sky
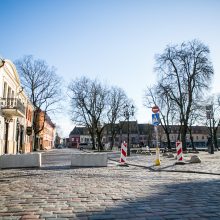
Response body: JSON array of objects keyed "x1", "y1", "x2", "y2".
[{"x1": 1, "y1": 0, "x2": 220, "y2": 137}]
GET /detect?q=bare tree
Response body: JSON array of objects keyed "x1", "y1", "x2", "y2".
[
  {"x1": 68, "y1": 77, "x2": 108, "y2": 151},
  {"x1": 155, "y1": 40, "x2": 214, "y2": 150},
  {"x1": 107, "y1": 86, "x2": 129, "y2": 149},
  {"x1": 205, "y1": 95, "x2": 220, "y2": 150},
  {"x1": 144, "y1": 85, "x2": 176, "y2": 149},
  {"x1": 187, "y1": 103, "x2": 205, "y2": 150},
  {"x1": 15, "y1": 55, "x2": 63, "y2": 149}
]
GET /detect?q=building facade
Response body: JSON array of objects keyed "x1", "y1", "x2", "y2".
[
  {"x1": 36, "y1": 110, "x2": 56, "y2": 150},
  {"x1": 68, "y1": 126, "x2": 91, "y2": 148},
  {"x1": 68, "y1": 122, "x2": 210, "y2": 149},
  {"x1": 23, "y1": 101, "x2": 35, "y2": 153},
  {"x1": 0, "y1": 59, "x2": 34, "y2": 155}
]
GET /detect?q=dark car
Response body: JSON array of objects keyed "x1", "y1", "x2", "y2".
[{"x1": 57, "y1": 144, "x2": 63, "y2": 149}]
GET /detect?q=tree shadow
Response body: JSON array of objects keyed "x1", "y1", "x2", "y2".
[{"x1": 78, "y1": 179, "x2": 220, "y2": 220}]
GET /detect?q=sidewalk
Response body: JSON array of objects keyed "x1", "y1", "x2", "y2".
[{"x1": 113, "y1": 151, "x2": 220, "y2": 175}]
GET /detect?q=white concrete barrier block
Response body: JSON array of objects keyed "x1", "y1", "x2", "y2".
[
  {"x1": 71, "y1": 153, "x2": 108, "y2": 167},
  {"x1": 0, "y1": 153, "x2": 41, "y2": 169}
]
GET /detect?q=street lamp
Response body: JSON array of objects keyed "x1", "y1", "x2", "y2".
[
  {"x1": 206, "y1": 105, "x2": 214, "y2": 154},
  {"x1": 124, "y1": 104, "x2": 135, "y2": 156}
]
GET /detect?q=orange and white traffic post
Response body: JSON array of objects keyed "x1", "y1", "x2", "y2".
[{"x1": 119, "y1": 141, "x2": 127, "y2": 165}]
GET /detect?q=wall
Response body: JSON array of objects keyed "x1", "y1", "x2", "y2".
[{"x1": 0, "y1": 59, "x2": 34, "y2": 155}]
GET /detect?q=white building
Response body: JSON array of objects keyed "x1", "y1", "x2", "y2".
[{"x1": 0, "y1": 58, "x2": 34, "y2": 155}]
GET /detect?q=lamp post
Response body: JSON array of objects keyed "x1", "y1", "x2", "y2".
[
  {"x1": 206, "y1": 105, "x2": 214, "y2": 154},
  {"x1": 124, "y1": 104, "x2": 134, "y2": 156}
]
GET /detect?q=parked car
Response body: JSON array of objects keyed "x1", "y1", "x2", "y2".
[
  {"x1": 57, "y1": 144, "x2": 63, "y2": 149},
  {"x1": 78, "y1": 143, "x2": 93, "y2": 150}
]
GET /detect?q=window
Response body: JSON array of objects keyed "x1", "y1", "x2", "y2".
[
  {"x1": 7, "y1": 87, "x2": 11, "y2": 98},
  {"x1": 131, "y1": 137, "x2": 136, "y2": 143},
  {"x1": 3, "y1": 82, "x2": 7, "y2": 98}
]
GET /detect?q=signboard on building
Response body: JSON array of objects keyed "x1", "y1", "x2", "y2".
[{"x1": 26, "y1": 126, "x2": 32, "y2": 136}]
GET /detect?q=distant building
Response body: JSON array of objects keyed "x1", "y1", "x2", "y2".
[
  {"x1": 35, "y1": 110, "x2": 56, "y2": 150},
  {"x1": 68, "y1": 122, "x2": 210, "y2": 149},
  {"x1": 68, "y1": 126, "x2": 91, "y2": 148}
]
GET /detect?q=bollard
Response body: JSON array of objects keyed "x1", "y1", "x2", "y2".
[
  {"x1": 176, "y1": 141, "x2": 183, "y2": 161},
  {"x1": 119, "y1": 141, "x2": 127, "y2": 165},
  {"x1": 155, "y1": 146, "x2": 161, "y2": 166}
]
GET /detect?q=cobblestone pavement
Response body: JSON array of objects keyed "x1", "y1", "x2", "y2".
[{"x1": 0, "y1": 149, "x2": 220, "y2": 220}]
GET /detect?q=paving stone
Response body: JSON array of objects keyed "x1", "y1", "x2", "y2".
[{"x1": 0, "y1": 149, "x2": 220, "y2": 220}]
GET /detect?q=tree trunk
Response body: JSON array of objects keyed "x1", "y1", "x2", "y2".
[
  {"x1": 189, "y1": 128, "x2": 195, "y2": 150},
  {"x1": 34, "y1": 134, "x2": 39, "y2": 151},
  {"x1": 213, "y1": 128, "x2": 218, "y2": 150},
  {"x1": 91, "y1": 136, "x2": 96, "y2": 150},
  {"x1": 97, "y1": 132, "x2": 103, "y2": 151},
  {"x1": 190, "y1": 135, "x2": 195, "y2": 150},
  {"x1": 165, "y1": 131, "x2": 171, "y2": 149},
  {"x1": 181, "y1": 128, "x2": 187, "y2": 151},
  {"x1": 110, "y1": 135, "x2": 115, "y2": 150}
]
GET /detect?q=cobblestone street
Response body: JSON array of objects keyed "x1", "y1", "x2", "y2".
[{"x1": 0, "y1": 149, "x2": 220, "y2": 220}]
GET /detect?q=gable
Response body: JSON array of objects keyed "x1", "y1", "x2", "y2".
[{"x1": 4, "y1": 59, "x2": 21, "y2": 86}]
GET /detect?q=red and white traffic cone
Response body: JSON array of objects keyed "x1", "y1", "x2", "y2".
[
  {"x1": 119, "y1": 141, "x2": 127, "y2": 165},
  {"x1": 176, "y1": 141, "x2": 183, "y2": 161}
]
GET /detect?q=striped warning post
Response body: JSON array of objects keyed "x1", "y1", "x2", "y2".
[
  {"x1": 120, "y1": 141, "x2": 127, "y2": 164},
  {"x1": 176, "y1": 141, "x2": 183, "y2": 161}
]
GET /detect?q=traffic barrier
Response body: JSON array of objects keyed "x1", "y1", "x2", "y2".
[
  {"x1": 155, "y1": 147, "x2": 161, "y2": 166},
  {"x1": 0, "y1": 153, "x2": 41, "y2": 169},
  {"x1": 176, "y1": 141, "x2": 183, "y2": 161},
  {"x1": 120, "y1": 141, "x2": 127, "y2": 164},
  {"x1": 71, "y1": 153, "x2": 108, "y2": 167}
]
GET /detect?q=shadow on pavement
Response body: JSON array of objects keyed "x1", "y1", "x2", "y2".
[
  {"x1": 40, "y1": 165, "x2": 71, "y2": 170},
  {"x1": 82, "y1": 179, "x2": 220, "y2": 220}
]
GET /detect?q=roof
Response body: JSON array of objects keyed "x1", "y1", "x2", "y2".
[
  {"x1": 69, "y1": 126, "x2": 89, "y2": 136},
  {"x1": 119, "y1": 121, "x2": 139, "y2": 134},
  {"x1": 138, "y1": 124, "x2": 154, "y2": 135}
]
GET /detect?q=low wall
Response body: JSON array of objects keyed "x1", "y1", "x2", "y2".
[
  {"x1": 0, "y1": 153, "x2": 41, "y2": 169},
  {"x1": 71, "y1": 153, "x2": 108, "y2": 167}
]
